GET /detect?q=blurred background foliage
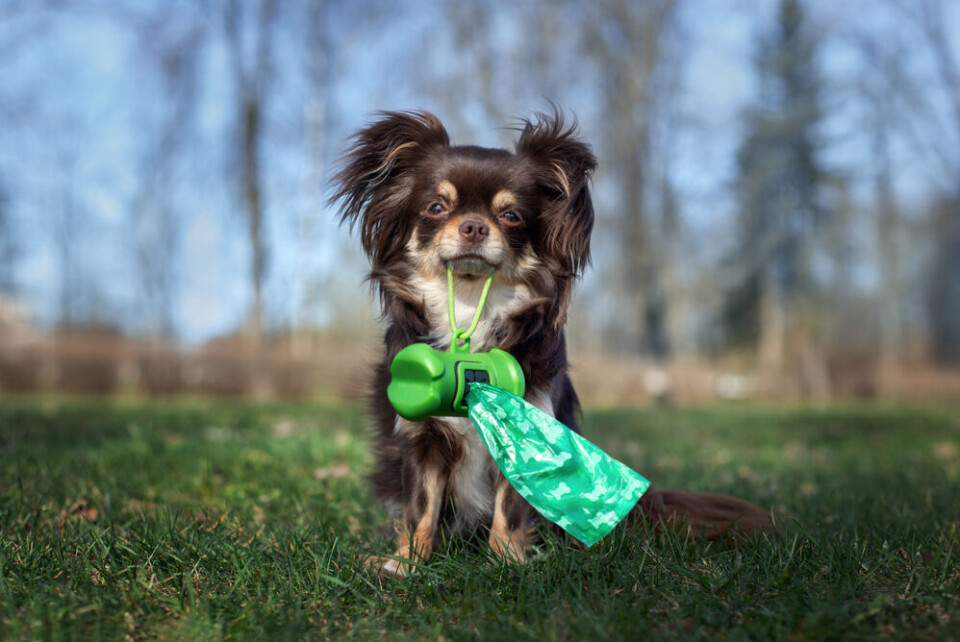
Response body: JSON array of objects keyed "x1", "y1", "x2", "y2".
[{"x1": 0, "y1": 0, "x2": 958, "y2": 403}]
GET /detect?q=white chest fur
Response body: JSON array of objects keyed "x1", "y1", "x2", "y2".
[{"x1": 407, "y1": 271, "x2": 533, "y2": 350}]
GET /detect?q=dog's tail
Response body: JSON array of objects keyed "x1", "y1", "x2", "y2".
[{"x1": 628, "y1": 490, "x2": 775, "y2": 541}]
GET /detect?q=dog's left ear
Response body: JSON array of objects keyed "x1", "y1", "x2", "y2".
[{"x1": 516, "y1": 111, "x2": 597, "y2": 276}]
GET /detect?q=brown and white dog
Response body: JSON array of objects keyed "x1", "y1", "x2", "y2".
[{"x1": 332, "y1": 110, "x2": 770, "y2": 578}]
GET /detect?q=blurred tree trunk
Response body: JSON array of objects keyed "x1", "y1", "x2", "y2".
[
  {"x1": 873, "y1": 112, "x2": 903, "y2": 389},
  {"x1": 848, "y1": 33, "x2": 903, "y2": 385},
  {"x1": 914, "y1": 0, "x2": 960, "y2": 364},
  {"x1": 868, "y1": 0, "x2": 960, "y2": 365},
  {"x1": 224, "y1": 0, "x2": 276, "y2": 395},
  {"x1": 926, "y1": 195, "x2": 960, "y2": 364},
  {"x1": 0, "y1": 180, "x2": 17, "y2": 295},
  {"x1": 54, "y1": 159, "x2": 80, "y2": 330},
  {"x1": 132, "y1": 13, "x2": 202, "y2": 342},
  {"x1": 586, "y1": 0, "x2": 680, "y2": 361},
  {"x1": 728, "y1": 0, "x2": 831, "y2": 398},
  {"x1": 448, "y1": 3, "x2": 507, "y2": 128},
  {"x1": 849, "y1": 0, "x2": 960, "y2": 374},
  {"x1": 758, "y1": 270, "x2": 785, "y2": 371},
  {"x1": 293, "y1": 0, "x2": 331, "y2": 358}
]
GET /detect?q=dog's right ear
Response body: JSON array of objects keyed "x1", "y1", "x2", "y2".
[{"x1": 331, "y1": 111, "x2": 449, "y2": 265}]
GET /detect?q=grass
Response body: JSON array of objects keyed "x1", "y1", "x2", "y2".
[{"x1": 1, "y1": 398, "x2": 959, "y2": 640}]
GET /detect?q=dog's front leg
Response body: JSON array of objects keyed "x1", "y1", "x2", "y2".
[
  {"x1": 489, "y1": 477, "x2": 535, "y2": 563},
  {"x1": 378, "y1": 465, "x2": 446, "y2": 579},
  {"x1": 487, "y1": 385, "x2": 559, "y2": 562}
]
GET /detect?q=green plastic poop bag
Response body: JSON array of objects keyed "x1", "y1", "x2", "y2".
[{"x1": 465, "y1": 382, "x2": 650, "y2": 547}]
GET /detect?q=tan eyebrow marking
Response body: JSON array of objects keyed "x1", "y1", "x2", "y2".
[
  {"x1": 436, "y1": 180, "x2": 458, "y2": 205},
  {"x1": 491, "y1": 189, "x2": 517, "y2": 212}
]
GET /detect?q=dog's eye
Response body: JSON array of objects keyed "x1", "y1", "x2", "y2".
[
  {"x1": 425, "y1": 202, "x2": 447, "y2": 218},
  {"x1": 500, "y1": 211, "x2": 522, "y2": 225}
]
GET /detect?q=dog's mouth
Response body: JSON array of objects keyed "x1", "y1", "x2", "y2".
[{"x1": 447, "y1": 254, "x2": 497, "y2": 277}]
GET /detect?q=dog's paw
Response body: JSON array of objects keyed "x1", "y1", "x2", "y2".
[
  {"x1": 362, "y1": 554, "x2": 416, "y2": 580},
  {"x1": 488, "y1": 524, "x2": 534, "y2": 564}
]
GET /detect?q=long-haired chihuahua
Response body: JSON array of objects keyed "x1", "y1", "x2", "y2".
[{"x1": 332, "y1": 110, "x2": 771, "y2": 578}]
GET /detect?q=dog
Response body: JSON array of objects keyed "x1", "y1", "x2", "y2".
[{"x1": 332, "y1": 110, "x2": 771, "y2": 578}]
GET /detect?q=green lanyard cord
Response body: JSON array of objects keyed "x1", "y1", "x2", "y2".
[{"x1": 448, "y1": 263, "x2": 496, "y2": 351}]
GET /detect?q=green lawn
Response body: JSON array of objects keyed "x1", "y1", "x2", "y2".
[{"x1": 1, "y1": 399, "x2": 958, "y2": 640}]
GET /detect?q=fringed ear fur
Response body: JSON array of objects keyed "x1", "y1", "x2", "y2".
[
  {"x1": 515, "y1": 111, "x2": 597, "y2": 277},
  {"x1": 331, "y1": 111, "x2": 450, "y2": 266}
]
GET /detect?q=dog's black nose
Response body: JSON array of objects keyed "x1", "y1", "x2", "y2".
[{"x1": 459, "y1": 220, "x2": 489, "y2": 243}]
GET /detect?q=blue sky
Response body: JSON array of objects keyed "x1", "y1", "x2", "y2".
[{"x1": 1, "y1": 1, "x2": 955, "y2": 344}]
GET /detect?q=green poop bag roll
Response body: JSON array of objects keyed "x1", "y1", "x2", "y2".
[{"x1": 465, "y1": 382, "x2": 650, "y2": 547}]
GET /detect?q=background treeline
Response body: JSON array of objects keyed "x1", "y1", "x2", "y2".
[{"x1": 0, "y1": 0, "x2": 958, "y2": 402}]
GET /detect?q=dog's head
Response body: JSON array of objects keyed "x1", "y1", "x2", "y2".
[{"x1": 332, "y1": 110, "x2": 596, "y2": 286}]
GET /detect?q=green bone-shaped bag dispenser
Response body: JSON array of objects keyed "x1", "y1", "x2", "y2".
[
  {"x1": 388, "y1": 343, "x2": 525, "y2": 421},
  {"x1": 387, "y1": 267, "x2": 525, "y2": 421}
]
